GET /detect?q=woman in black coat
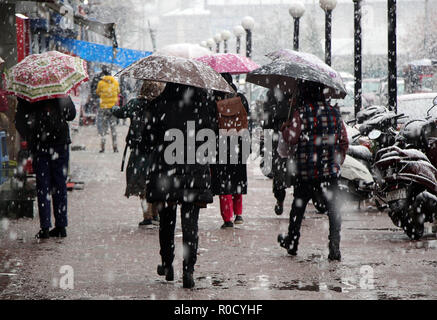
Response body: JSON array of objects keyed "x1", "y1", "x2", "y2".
[
  {"x1": 210, "y1": 73, "x2": 250, "y2": 229},
  {"x1": 112, "y1": 81, "x2": 164, "y2": 227},
  {"x1": 146, "y1": 82, "x2": 216, "y2": 288}
]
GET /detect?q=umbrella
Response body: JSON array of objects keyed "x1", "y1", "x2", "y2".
[
  {"x1": 3, "y1": 51, "x2": 88, "y2": 102},
  {"x1": 116, "y1": 54, "x2": 234, "y2": 93},
  {"x1": 246, "y1": 49, "x2": 347, "y2": 99},
  {"x1": 0, "y1": 57, "x2": 4, "y2": 67},
  {"x1": 155, "y1": 43, "x2": 212, "y2": 59},
  {"x1": 195, "y1": 53, "x2": 260, "y2": 75}
]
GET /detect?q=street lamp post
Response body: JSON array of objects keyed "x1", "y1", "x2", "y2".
[
  {"x1": 319, "y1": 0, "x2": 337, "y2": 66},
  {"x1": 354, "y1": 0, "x2": 362, "y2": 117},
  {"x1": 214, "y1": 33, "x2": 222, "y2": 53},
  {"x1": 289, "y1": 2, "x2": 305, "y2": 51},
  {"x1": 207, "y1": 38, "x2": 215, "y2": 52},
  {"x1": 221, "y1": 30, "x2": 232, "y2": 53},
  {"x1": 233, "y1": 25, "x2": 245, "y2": 54},
  {"x1": 388, "y1": 0, "x2": 397, "y2": 116},
  {"x1": 241, "y1": 16, "x2": 255, "y2": 58}
]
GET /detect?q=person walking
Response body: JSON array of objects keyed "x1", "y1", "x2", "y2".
[
  {"x1": 96, "y1": 73, "x2": 120, "y2": 153},
  {"x1": 146, "y1": 83, "x2": 215, "y2": 289},
  {"x1": 262, "y1": 88, "x2": 293, "y2": 215},
  {"x1": 112, "y1": 80, "x2": 165, "y2": 227},
  {"x1": 89, "y1": 65, "x2": 110, "y2": 113},
  {"x1": 210, "y1": 73, "x2": 250, "y2": 229},
  {"x1": 277, "y1": 82, "x2": 349, "y2": 261},
  {"x1": 15, "y1": 97, "x2": 76, "y2": 239}
]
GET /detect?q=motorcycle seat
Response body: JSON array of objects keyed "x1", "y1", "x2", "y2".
[{"x1": 347, "y1": 145, "x2": 373, "y2": 163}]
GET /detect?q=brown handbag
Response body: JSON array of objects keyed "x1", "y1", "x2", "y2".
[{"x1": 216, "y1": 96, "x2": 248, "y2": 132}]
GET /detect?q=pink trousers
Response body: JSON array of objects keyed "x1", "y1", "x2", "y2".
[{"x1": 219, "y1": 194, "x2": 243, "y2": 222}]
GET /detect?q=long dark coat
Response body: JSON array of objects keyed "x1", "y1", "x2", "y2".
[
  {"x1": 210, "y1": 91, "x2": 250, "y2": 195},
  {"x1": 146, "y1": 83, "x2": 215, "y2": 205},
  {"x1": 262, "y1": 90, "x2": 293, "y2": 190},
  {"x1": 112, "y1": 97, "x2": 153, "y2": 197}
]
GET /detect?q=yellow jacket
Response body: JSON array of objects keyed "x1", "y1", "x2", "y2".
[{"x1": 96, "y1": 76, "x2": 120, "y2": 109}]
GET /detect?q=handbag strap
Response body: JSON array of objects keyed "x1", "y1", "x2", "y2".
[{"x1": 120, "y1": 143, "x2": 128, "y2": 172}]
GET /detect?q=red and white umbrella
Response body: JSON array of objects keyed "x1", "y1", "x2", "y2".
[
  {"x1": 196, "y1": 53, "x2": 260, "y2": 75},
  {"x1": 3, "y1": 51, "x2": 88, "y2": 102}
]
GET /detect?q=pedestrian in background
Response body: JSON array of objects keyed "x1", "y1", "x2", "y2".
[
  {"x1": 96, "y1": 74, "x2": 120, "y2": 153},
  {"x1": 146, "y1": 83, "x2": 216, "y2": 289},
  {"x1": 262, "y1": 88, "x2": 293, "y2": 215},
  {"x1": 277, "y1": 82, "x2": 348, "y2": 261},
  {"x1": 15, "y1": 97, "x2": 76, "y2": 239},
  {"x1": 210, "y1": 73, "x2": 250, "y2": 229},
  {"x1": 112, "y1": 80, "x2": 165, "y2": 227}
]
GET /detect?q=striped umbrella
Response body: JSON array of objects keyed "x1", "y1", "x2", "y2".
[{"x1": 3, "y1": 51, "x2": 88, "y2": 102}]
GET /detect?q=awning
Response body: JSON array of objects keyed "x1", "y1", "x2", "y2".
[{"x1": 53, "y1": 36, "x2": 152, "y2": 68}]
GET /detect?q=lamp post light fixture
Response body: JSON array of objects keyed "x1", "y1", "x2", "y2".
[
  {"x1": 207, "y1": 38, "x2": 215, "y2": 52},
  {"x1": 289, "y1": 1, "x2": 305, "y2": 51},
  {"x1": 353, "y1": 0, "x2": 362, "y2": 117},
  {"x1": 233, "y1": 25, "x2": 245, "y2": 54},
  {"x1": 319, "y1": 0, "x2": 337, "y2": 66},
  {"x1": 241, "y1": 16, "x2": 255, "y2": 58},
  {"x1": 213, "y1": 33, "x2": 222, "y2": 53},
  {"x1": 221, "y1": 30, "x2": 232, "y2": 53}
]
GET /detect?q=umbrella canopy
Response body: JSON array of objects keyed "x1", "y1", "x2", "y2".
[
  {"x1": 3, "y1": 51, "x2": 88, "y2": 102},
  {"x1": 247, "y1": 49, "x2": 347, "y2": 99},
  {"x1": 155, "y1": 43, "x2": 212, "y2": 59},
  {"x1": 195, "y1": 53, "x2": 260, "y2": 75},
  {"x1": 0, "y1": 57, "x2": 4, "y2": 67},
  {"x1": 116, "y1": 54, "x2": 234, "y2": 93}
]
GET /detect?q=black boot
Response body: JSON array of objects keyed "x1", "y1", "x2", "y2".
[
  {"x1": 328, "y1": 240, "x2": 341, "y2": 261},
  {"x1": 275, "y1": 201, "x2": 284, "y2": 215},
  {"x1": 35, "y1": 228, "x2": 49, "y2": 239},
  {"x1": 49, "y1": 227, "x2": 67, "y2": 238},
  {"x1": 157, "y1": 264, "x2": 174, "y2": 281},
  {"x1": 278, "y1": 234, "x2": 298, "y2": 255},
  {"x1": 183, "y1": 272, "x2": 195, "y2": 289}
]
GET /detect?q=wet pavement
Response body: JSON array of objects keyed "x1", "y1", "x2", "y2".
[{"x1": 1, "y1": 125, "x2": 437, "y2": 300}]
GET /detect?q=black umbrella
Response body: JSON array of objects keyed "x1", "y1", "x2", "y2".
[{"x1": 246, "y1": 49, "x2": 347, "y2": 99}]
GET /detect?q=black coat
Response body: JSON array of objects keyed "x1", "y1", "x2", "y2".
[
  {"x1": 146, "y1": 83, "x2": 215, "y2": 205},
  {"x1": 112, "y1": 97, "x2": 153, "y2": 197},
  {"x1": 262, "y1": 90, "x2": 293, "y2": 189},
  {"x1": 15, "y1": 97, "x2": 76, "y2": 152},
  {"x1": 210, "y1": 92, "x2": 250, "y2": 195}
]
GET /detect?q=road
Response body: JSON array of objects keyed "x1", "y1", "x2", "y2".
[{"x1": 0, "y1": 125, "x2": 436, "y2": 300}]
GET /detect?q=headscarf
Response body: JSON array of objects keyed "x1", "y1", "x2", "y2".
[{"x1": 138, "y1": 80, "x2": 166, "y2": 101}]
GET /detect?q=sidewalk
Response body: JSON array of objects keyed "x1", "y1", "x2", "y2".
[{"x1": 0, "y1": 125, "x2": 436, "y2": 300}]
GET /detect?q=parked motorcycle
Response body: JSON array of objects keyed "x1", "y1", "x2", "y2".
[{"x1": 373, "y1": 96, "x2": 437, "y2": 239}]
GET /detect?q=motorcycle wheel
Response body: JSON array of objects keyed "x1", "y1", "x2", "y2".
[{"x1": 389, "y1": 209, "x2": 424, "y2": 240}]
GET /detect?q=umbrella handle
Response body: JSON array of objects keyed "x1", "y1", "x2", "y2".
[{"x1": 287, "y1": 82, "x2": 300, "y2": 121}]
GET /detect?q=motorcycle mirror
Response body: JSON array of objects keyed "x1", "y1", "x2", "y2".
[
  {"x1": 434, "y1": 96, "x2": 437, "y2": 106},
  {"x1": 368, "y1": 129, "x2": 382, "y2": 140}
]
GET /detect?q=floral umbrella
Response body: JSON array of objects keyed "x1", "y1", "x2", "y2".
[
  {"x1": 195, "y1": 53, "x2": 260, "y2": 75},
  {"x1": 116, "y1": 54, "x2": 234, "y2": 93},
  {"x1": 3, "y1": 51, "x2": 88, "y2": 102}
]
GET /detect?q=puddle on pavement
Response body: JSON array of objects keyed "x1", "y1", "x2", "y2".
[{"x1": 271, "y1": 280, "x2": 343, "y2": 293}]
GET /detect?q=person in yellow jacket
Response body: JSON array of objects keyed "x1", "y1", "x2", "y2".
[{"x1": 96, "y1": 75, "x2": 120, "y2": 153}]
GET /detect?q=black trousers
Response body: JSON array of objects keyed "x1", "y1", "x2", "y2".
[
  {"x1": 159, "y1": 203, "x2": 200, "y2": 273},
  {"x1": 288, "y1": 179, "x2": 341, "y2": 246}
]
